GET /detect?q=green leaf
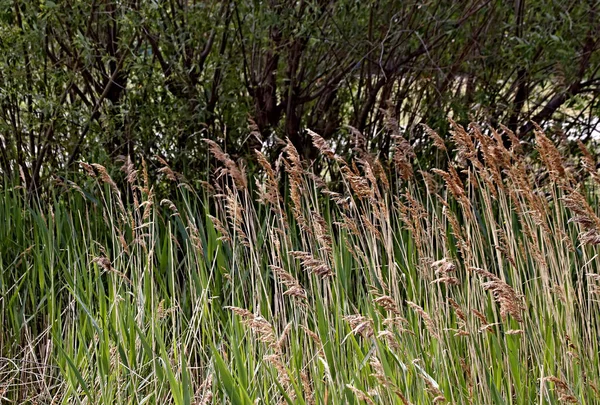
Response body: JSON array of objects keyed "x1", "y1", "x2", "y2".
[{"x1": 212, "y1": 345, "x2": 253, "y2": 405}]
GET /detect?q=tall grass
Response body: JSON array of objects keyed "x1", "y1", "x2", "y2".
[{"x1": 1, "y1": 121, "x2": 600, "y2": 404}]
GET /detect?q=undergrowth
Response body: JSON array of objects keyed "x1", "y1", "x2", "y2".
[{"x1": 1, "y1": 121, "x2": 600, "y2": 404}]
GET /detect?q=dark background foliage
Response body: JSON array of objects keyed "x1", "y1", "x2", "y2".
[{"x1": 1, "y1": 0, "x2": 599, "y2": 192}]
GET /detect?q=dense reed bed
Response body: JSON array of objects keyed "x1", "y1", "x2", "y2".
[{"x1": 1, "y1": 122, "x2": 600, "y2": 404}]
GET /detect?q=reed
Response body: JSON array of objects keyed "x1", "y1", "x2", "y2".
[{"x1": 1, "y1": 122, "x2": 600, "y2": 404}]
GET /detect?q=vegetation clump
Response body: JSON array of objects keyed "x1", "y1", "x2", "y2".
[{"x1": 2, "y1": 121, "x2": 600, "y2": 404}]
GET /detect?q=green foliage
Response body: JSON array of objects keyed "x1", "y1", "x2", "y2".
[{"x1": 1, "y1": 0, "x2": 599, "y2": 191}]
